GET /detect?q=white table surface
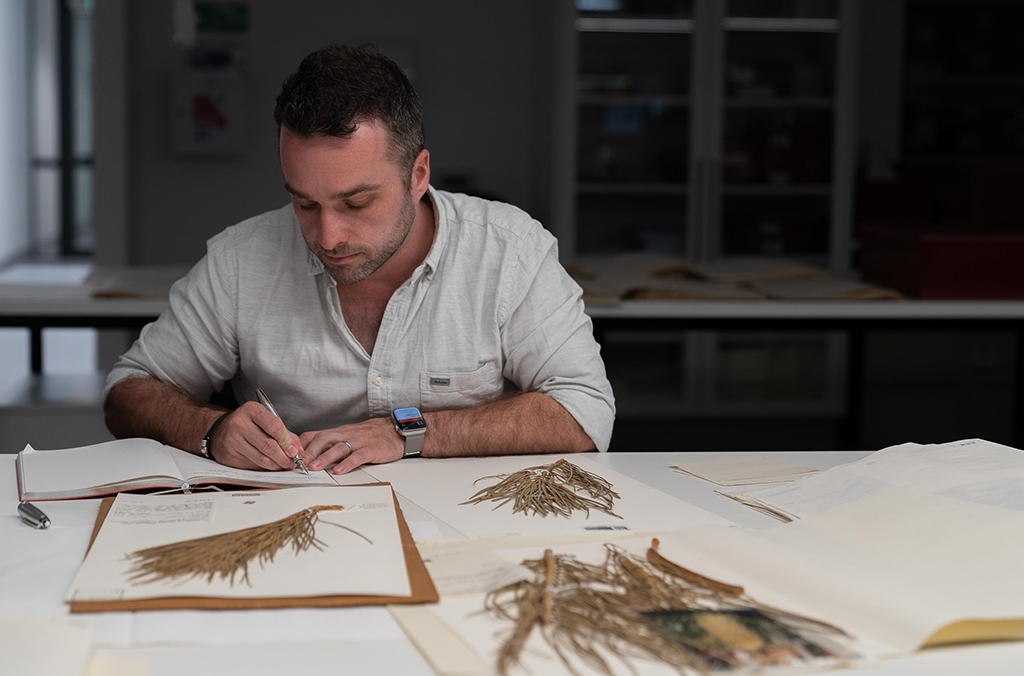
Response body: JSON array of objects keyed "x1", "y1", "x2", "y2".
[
  {"x1": 4, "y1": 451, "x2": 1024, "y2": 676},
  {"x1": 0, "y1": 266, "x2": 188, "y2": 318}
]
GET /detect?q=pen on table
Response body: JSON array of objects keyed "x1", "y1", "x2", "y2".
[
  {"x1": 18, "y1": 501, "x2": 50, "y2": 529},
  {"x1": 256, "y1": 387, "x2": 310, "y2": 476}
]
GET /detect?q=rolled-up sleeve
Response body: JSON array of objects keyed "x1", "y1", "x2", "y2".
[
  {"x1": 499, "y1": 230, "x2": 616, "y2": 451},
  {"x1": 104, "y1": 231, "x2": 241, "y2": 404}
]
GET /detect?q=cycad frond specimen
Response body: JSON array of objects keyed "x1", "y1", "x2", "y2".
[
  {"x1": 125, "y1": 504, "x2": 370, "y2": 588},
  {"x1": 461, "y1": 459, "x2": 621, "y2": 518},
  {"x1": 485, "y1": 540, "x2": 848, "y2": 676}
]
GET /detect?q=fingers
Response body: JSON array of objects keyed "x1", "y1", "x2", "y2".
[
  {"x1": 303, "y1": 431, "x2": 351, "y2": 464},
  {"x1": 290, "y1": 432, "x2": 305, "y2": 462},
  {"x1": 211, "y1": 402, "x2": 300, "y2": 471},
  {"x1": 250, "y1": 403, "x2": 301, "y2": 459},
  {"x1": 303, "y1": 418, "x2": 405, "y2": 474},
  {"x1": 333, "y1": 448, "x2": 374, "y2": 475},
  {"x1": 306, "y1": 440, "x2": 355, "y2": 471}
]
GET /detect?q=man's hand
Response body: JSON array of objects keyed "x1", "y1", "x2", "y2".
[
  {"x1": 301, "y1": 417, "x2": 404, "y2": 475},
  {"x1": 210, "y1": 401, "x2": 304, "y2": 471}
]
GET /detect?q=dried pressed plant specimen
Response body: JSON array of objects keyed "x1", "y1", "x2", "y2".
[
  {"x1": 461, "y1": 459, "x2": 621, "y2": 518},
  {"x1": 484, "y1": 540, "x2": 848, "y2": 676},
  {"x1": 125, "y1": 504, "x2": 371, "y2": 588}
]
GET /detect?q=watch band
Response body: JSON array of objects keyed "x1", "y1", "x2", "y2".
[
  {"x1": 200, "y1": 412, "x2": 230, "y2": 460},
  {"x1": 402, "y1": 431, "x2": 425, "y2": 457}
]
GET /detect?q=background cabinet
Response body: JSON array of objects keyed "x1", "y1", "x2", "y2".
[
  {"x1": 555, "y1": 0, "x2": 859, "y2": 447},
  {"x1": 556, "y1": 0, "x2": 857, "y2": 264}
]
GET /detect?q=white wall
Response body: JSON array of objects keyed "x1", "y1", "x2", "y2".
[
  {"x1": 123, "y1": 0, "x2": 544, "y2": 265},
  {"x1": 0, "y1": 0, "x2": 30, "y2": 266},
  {"x1": 94, "y1": 0, "x2": 129, "y2": 267}
]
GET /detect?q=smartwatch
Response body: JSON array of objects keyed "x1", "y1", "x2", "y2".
[{"x1": 392, "y1": 406, "x2": 427, "y2": 457}]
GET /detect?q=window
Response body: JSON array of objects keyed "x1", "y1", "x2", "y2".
[{"x1": 30, "y1": 0, "x2": 94, "y2": 259}]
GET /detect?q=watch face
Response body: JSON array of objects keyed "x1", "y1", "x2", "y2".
[{"x1": 393, "y1": 406, "x2": 426, "y2": 432}]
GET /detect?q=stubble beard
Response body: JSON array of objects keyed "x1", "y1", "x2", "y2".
[{"x1": 313, "y1": 190, "x2": 417, "y2": 286}]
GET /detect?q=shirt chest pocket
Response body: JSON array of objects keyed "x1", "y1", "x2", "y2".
[{"x1": 420, "y1": 362, "x2": 504, "y2": 411}]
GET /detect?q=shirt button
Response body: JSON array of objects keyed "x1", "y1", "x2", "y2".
[{"x1": 373, "y1": 375, "x2": 383, "y2": 386}]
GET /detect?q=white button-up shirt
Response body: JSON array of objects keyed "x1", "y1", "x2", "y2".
[{"x1": 106, "y1": 188, "x2": 616, "y2": 450}]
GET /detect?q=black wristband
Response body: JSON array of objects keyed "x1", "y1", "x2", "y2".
[{"x1": 200, "y1": 412, "x2": 231, "y2": 460}]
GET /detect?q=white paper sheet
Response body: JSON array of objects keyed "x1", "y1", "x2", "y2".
[
  {"x1": 656, "y1": 489, "x2": 1024, "y2": 659},
  {"x1": 17, "y1": 440, "x2": 359, "y2": 501},
  {"x1": 18, "y1": 440, "x2": 183, "y2": 497},
  {"x1": 389, "y1": 605, "x2": 492, "y2": 676},
  {"x1": 724, "y1": 439, "x2": 1024, "y2": 521},
  {"x1": 168, "y1": 446, "x2": 359, "y2": 488},
  {"x1": 423, "y1": 538, "x2": 750, "y2": 676},
  {"x1": 720, "y1": 471, "x2": 886, "y2": 521},
  {"x1": 65, "y1": 486, "x2": 410, "y2": 601},
  {"x1": 419, "y1": 500, "x2": 1024, "y2": 674},
  {"x1": 85, "y1": 655, "x2": 148, "y2": 676},
  {"x1": 359, "y1": 454, "x2": 728, "y2": 539},
  {"x1": 419, "y1": 547, "x2": 531, "y2": 597},
  {"x1": 672, "y1": 457, "x2": 818, "y2": 486},
  {"x1": 0, "y1": 615, "x2": 94, "y2": 676}
]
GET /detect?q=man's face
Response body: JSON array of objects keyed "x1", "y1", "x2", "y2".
[{"x1": 280, "y1": 123, "x2": 416, "y2": 286}]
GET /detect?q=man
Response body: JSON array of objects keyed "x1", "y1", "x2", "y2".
[{"x1": 104, "y1": 44, "x2": 614, "y2": 475}]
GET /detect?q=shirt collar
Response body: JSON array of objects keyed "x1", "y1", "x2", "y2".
[
  {"x1": 420, "y1": 185, "x2": 447, "y2": 280},
  {"x1": 301, "y1": 184, "x2": 448, "y2": 279},
  {"x1": 295, "y1": 207, "x2": 325, "y2": 277},
  {"x1": 306, "y1": 249, "x2": 325, "y2": 276}
]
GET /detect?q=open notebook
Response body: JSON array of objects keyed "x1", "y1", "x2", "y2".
[{"x1": 15, "y1": 438, "x2": 368, "y2": 501}]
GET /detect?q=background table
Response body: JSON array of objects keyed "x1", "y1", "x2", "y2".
[
  {"x1": 5, "y1": 271, "x2": 1024, "y2": 446},
  {"x1": 588, "y1": 300, "x2": 1024, "y2": 448},
  {"x1": 4, "y1": 450, "x2": 1024, "y2": 675},
  {"x1": 0, "y1": 265, "x2": 184, "y2": 373}
]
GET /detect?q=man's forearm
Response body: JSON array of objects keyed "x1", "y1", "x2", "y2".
[
  {"x1": 104, "y1": 377, "x2": 226, "y2": 455},
  {"x1": 421, "y1": 392, "x2": 596, "y2": 458}
]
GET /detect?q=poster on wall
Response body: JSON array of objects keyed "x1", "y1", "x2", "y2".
[{"x1": 169, "y1": 68, "x2": 245, "y2": 158}]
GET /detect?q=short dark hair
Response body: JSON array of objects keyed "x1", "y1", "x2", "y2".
[{"x1": 273, "y1": 44, "x2": 424, "y2": 176}]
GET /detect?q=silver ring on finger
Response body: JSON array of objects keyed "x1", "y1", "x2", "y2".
[{"x1": 340, "y1": 440, "x2": 354, "y2": 453}]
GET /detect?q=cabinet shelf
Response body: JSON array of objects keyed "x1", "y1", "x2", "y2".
[
  {"x1": 722, "y1": 184, "x2": 831, "y2": 196},
  {"x1": 579, "y1": 95, "x2": 691, "y2": 107},
  {"x1": 578, "y1": 182, "x2": 689, "y2": 195},
  {"x1": 906, "y1": 74, "x2": 1024, "y2": 90},
  {"x1": 902, "y1": 154, "x2": 1020, "y2": 166},
  {"x1": 575, "y1": 17, "x2": 695, "y2": 34},
  {"x1": 725, "y1": 97, "x2": 832, "y2": 109},
  {"x1": 723, "y1": 17, "x2": 839, "y2": 33}
]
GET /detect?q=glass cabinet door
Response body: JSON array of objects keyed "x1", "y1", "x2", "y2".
[
  {"x1": 702, "y1": 331, "x2": 846, "y2": 416},
  {"x1": 717, "y1": 0, "x2": 839, "y2": 260},
  {"x1": 600, "y1": 330, "x2": 697, "y2": 417},
  {"x1": 574, "y1": 0, "x2": 695, "y2": 256}
]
